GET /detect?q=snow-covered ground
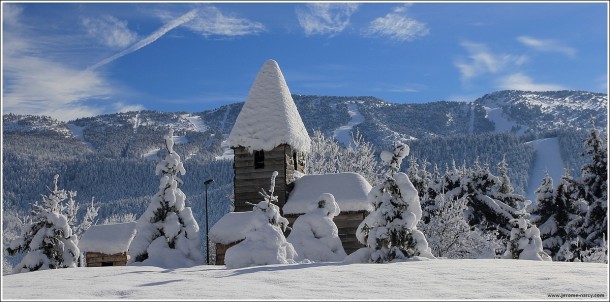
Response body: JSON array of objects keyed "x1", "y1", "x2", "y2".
[
  {"x1": 525, "y1": 137, "x2": 565, "y2": 202},
  {"x1": 2, "y1": 259, "x2": 607, "y2": 300},
  {"x1": 333, "y1": 102, "x2": 365, "y2": 148}
]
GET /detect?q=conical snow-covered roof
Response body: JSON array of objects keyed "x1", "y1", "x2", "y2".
[{"x1": 228, "y1": 59, "x2": 311, "y2": 153}]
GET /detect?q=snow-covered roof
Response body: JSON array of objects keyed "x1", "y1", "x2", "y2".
[
  {"x1": 79, "y1": 222, "x2": 137, "y2": 255},
  {"x1": 283, "y1": 172, "x2": 373, "y2": 215},
  {"x1": 209, "y1": 211, "x2": 260, "y2": 245},
  {"x1": 228, "y1": 59, "x2": 311, "y2": 153}
]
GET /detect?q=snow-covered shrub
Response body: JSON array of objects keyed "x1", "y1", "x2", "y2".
[
  {"x1": 224, "y1": 171, "x2": 298, "y2": 269},
  {"x1": 503, "y1": 200, "x2": 552, "y2": 261},
  {"x1": 348, "y1": 142, "x2": 434, "y2": 263},
  {"x1": 128, "y1": 129, "x2": 201, "y2": 268},
  {"x1": 580, "y1": 238, "x2": 608, "y2": 264},
  {"x1": 419, "y1": 194, "x2": 502, "y2": 259},
  {"x1": 287, "y1": 193, "x2": 346, "y2": 262},
  {"x1": 5, "y1": 175, "x2": 80, "y2": 273}
]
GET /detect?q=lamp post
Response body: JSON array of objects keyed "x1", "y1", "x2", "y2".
[{"x1": 204, "y1": 179, "x2": 214, "y2": 265}]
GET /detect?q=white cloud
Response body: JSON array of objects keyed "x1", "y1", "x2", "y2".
[
  {"x1": 296, "y1": 3, "x2": 359, "y2": 36},
  {"x1": 498, "y1": 73, "x2": 566, "y2": 91},
  {"x1": 3, "y1": 55, "x2": 123, "y2": 121},
  {"x1": 517, "y1": 36, "x2": 577, "y2": 57},
  {"x1": 183, "y1": 6, "x2": 265, "y2": 37},
  {"x1": 82, "y1": 15, "x2": 139, "y2": 49},
  {"x1": 89, "y1": 9, "x2": 199, "y2": 70},
  {"x1": 2, "y1": 7, "x2": 143, "y2": 121},
  {"x1": 2, "y1": 3, "x2": 23, "y2": 27},
  {"x1": 365, "y1": 4, "x2": 429, "y2": 42},
  {"x1": 454, "y1": 41, "x2": 528, "y2": 81}
]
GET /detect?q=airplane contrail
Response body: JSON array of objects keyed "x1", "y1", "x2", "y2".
[{"x1": 88, "y1": 9, "x2": 198, "y2": 71}]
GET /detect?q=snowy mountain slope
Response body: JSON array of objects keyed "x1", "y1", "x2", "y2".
[
  {"x1": 2, "y1": 90, "x2": 606, "y2": 221},
  {"x1": 475, "y1": 90, "x2": 607, "y2": 134},
  {"x1": 2, "y1": 113, "x2": 74, "y2": 138},
  {"x1": 525, "y1": 137, "x2": 565, "y2": 202},
  {"x1": 2, "y1": 259, "x2": 607, "y2": 300}
]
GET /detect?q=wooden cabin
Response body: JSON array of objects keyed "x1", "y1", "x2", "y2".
[{"x1": 78, "y1": 222, "x2": 137, "y2": 267}]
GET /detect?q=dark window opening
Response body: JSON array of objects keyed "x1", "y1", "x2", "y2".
[
  {"x1": 101, "y1": 261, "x2": 114, "y2": 267},
  {"x1": 254, "y1": 150, "x2": 265, "y2": 169},
  {"x1": 293, "y1": 152, "x2": 298, "y2": 170}
]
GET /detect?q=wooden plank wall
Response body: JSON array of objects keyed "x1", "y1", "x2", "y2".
[
  {"x1": 85, "y1": 252, "x2": 129, "y2": 267},
  {"x1": 234, "y1": 144, "x2": 307, "y2": 213}
]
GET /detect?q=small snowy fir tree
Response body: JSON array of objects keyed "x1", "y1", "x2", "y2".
[
  {"x1": 224, "y1": 171, "x2": 298, "y2": 269},
  {"x1": 6, "y1": 175, "x2": 80, "y2": 273},
  {"x1": 553, "y1": 169, "x2": 588, "y2": 261},
  {"x1": 530, "y1": 170, "x2": 561, "y2": 257},
  {"x1": 349, "y1": 142, "x2": 434, "y2": 263},
  {"x1": 287, "y1": 193, "x2": 347, "y2": 262},
  {"x1": 503, "y1": 200, "x2": 552, "y2": 261},
  {"x1": 128, "y1": 129, "x2": 201, "y2": 268}
]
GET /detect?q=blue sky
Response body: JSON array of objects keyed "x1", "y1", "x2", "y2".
[{"x1": 2, "y1": 1, "x2": 608, "y2": 121}]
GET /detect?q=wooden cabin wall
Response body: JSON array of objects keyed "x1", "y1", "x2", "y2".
[
  {"x1": 233, "y1": 144, "x2": 304, "y2": 213},
  {"x1": 85, "y1": 252, "x2": 129, "y2": 267}
]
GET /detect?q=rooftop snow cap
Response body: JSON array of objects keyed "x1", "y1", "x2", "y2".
[{"x1": 228, "y1": 59, "x2": 311, "y2": 153}]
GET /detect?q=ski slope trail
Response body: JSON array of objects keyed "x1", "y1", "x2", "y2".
[
  {"x1": 333, "y1": 102, "x2": 365, "y2": 148},
  {"x1": 525, "y1": 137, "x2": 565, "y2": 202}
]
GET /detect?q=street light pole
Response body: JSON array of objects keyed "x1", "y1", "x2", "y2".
[{"x1": 204, "y1": 179, "x2": 214, "y2": 265}]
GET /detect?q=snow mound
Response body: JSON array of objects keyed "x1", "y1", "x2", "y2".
[
  {"x1": 224, "y1": 201, "x2": 297, "y2": 269},
  {"x1": 228, "y1": 59, "x2": 311, "y2": 153},
  {"x1": 79, "y1": 222, "x2": 137, "y2": 255},
  {"x1": 283, "y1": 172, "x2": 373, "y2": 215},
  {"x1": 209, "y1": 211, "x2": 260, "y2": 245},
  {"x1": 287, "y1": 193, "x2": 347, "y2": 262}
]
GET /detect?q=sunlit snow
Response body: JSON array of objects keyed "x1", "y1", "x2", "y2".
[{"x1": 2, "y1": 260, "x2": 607, "y2": 300}]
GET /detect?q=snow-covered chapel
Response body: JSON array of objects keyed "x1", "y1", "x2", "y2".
[{"x1": 211, "y1": 59, "x2": 372, "y2": 264}]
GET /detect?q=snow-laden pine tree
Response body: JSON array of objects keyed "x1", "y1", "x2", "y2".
[
  {"x1": 419, "y1": 194, "x2": 502, "y2": 259},
  {"x1": 503, "y1": 200, "x2": 552, "y2": 261},
  {"x1": 6, "y1": 175, "x2": 80, "y2": 273},
  {"x1": 287, "y1": 193, "x2": 347, "y2": 262},
  {"x1": 529, "y1": 170, "x2": 561, "y2": 257},
  {"x1": 224, "y1": 171, "x2": 298, "y2": 269},
  {"x1": 492, "y1": 156, "x2": 522, "y2": 209},
  {"x1": 553, "y1": 169, "x2": 588, "y2": 261},
  {"x1": 128, "y1": 129, "x2": 201, "y2": 268},
  {"x1": 579, "y1": 117, "x2": 607, "y2": 257},
  {"x1": 352, "y1": 142, "x2": 434, "y2": 263}
]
